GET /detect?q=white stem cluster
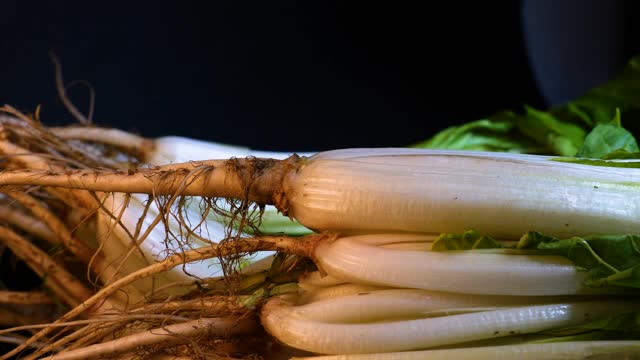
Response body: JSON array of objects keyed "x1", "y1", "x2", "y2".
[
  {"x1": 316, "y1": 235, "x2": 586, "y2": 296},
  {"x1": 291, "y1": 341, "x2": 640, "y2": 360},
  {"x1": 263, "y1": 233, "x2": 638, "y2": 355},
  {"x1": 262, "y1": 285, "x2": 636, "y2": 354}
]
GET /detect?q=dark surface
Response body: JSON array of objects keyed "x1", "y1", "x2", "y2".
[{"x1": 1, "y1": 1, "x2": 638, "y2": 151}]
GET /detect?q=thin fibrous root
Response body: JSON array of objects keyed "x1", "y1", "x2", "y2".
[
  {"x1": 129, "y1": 296, "x2": 248, "y2": 315},
  {"x1": 3, "y1": 233, "x2": 327, "y2": 360},
  {"x1": 0, "y1": 155, "x2": 302, "y2": 207},
  {"x1": 0, "y1": 203, "x2": 58, "y2": 244},
  {"x1": 0, "y1": 135, "x2": 112, "y2": 221},
  {"x1": 0, "y1": 108, "x2": 110, "y2": 170},
  {"x1": 41, "y1": 316, "x2": 258, "y2": 360},
  {"x1": 5, "y1": 191, "x2": 126, "y2": 295},
  {"x1": 49, "y1": 126, "x2": 154, "y2": 160},
  {"x1": 6, "y1": 192, "x2": 95, "y2": 264},
  {"x1": 0, "y1": 314, "x2": 191, "y2": 337},
  {"x1": 29, "y1": 321, "x2": 116, "y2": 357},
  {"x1": 0, "y1": 226, "x2": 92, "y2": 308},
  {"x1": 0, "y1": 291, "x2": 52, "y2": 305},
  {"x1": 49, "y1": 52, "x2": 90, "y2": 126},
  {"x1": 59, "y1": 321, "x2": 124, "y2": 352}
]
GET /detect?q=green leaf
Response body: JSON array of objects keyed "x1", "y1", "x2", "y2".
[
  {"x1": 431, "y1": 230, "x2": 502, "y2": 251},
  {"x1": 269, "y1": 282, "x2": 299, "y2": 296},
  {"x1": 517, "y1": 232, "x2": 640, "y2": 288},
  {"x1": 551, "y1": 157, "x2": 640, "y2": 168},
  {"x1": 239, "y1": 288, "x2": 266, "y2": 308},
  {"x1": 591, "y1": 264, "x2": 640, "y2": 288},
  {"x1": 515, "y1": 231, "x2": 558, "y2": 249},
  {"x1": 418, "y1": 54, "x2": 640, "y2": 156},
  {"x1": 413, "y1": 119, "x2": 541, "y2": 153},
  {"x1": 602, "y1": 149, "x2": 640, "y2": 160},
  {"x1": 433, "y1": 230, "x2": 640, "y2": 289},
  {"x1": 513, "y1": 106, "x2": 587, "y2": 157},
  {"x1": 207, "y1": 207, "x2": 313, "y2": 237},
  {"x1": 555, "y1": 55, "x2": 640, "y2": 126},
  {"x1": 576, "y1": 110, "x2": 640, "y2": 159},
  {"x1": 565, "y1": 102, "x2": 594, "y2": 127},
  {"x1": 255, "y1": 210, "x2": 313, "y2": 236}
]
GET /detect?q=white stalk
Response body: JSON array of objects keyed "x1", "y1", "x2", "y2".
[
  {"x1": 315, "y1": 235, "x2": 591, "y2": 296},
  {"x1": 286, "y1": 148, "x2": 640, "y2": 238},
  {"x1": 291, "y1": 341, "x2": 640, "y2": 360},
  {"x1": 380, "y1": 242, "x2": 433, "y2": 251},
  {"x1": 342, "y1": 233, "x2": 438, "y2": 246},
  {"x1": 297, "y1": 283, "x2": 388, "y2": 304},
  {"x1": 289, "y1": 289, "x2": 577, "y2": 323},
  {"x1": 261, "y1": 298, "x2": 635, "y2": 354},
  {"x1": 297, "y1": 233, "x2": 437, "y2": 292}
]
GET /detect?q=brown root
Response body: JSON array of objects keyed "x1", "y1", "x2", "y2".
[
  {"x1": 40, "y1": 316, "x2": 259, "y2": 360},
  {"x1": 49, "y1": 126, "x2": 155, "y2": 161},
  {"x1": 49, "y1": 52, "x2": 91, "y2": 126},
  {"x1": 5, "y1": 233, "x2": 328, "y2": 359},
  {"x1": 0, "y1": 226, "x2": 92, "y2": 308},
  {"x1": 0, "y1": 107, "x2": 326, "y2": 359},
  {"x1": 0, "y1": 291, "x2": 52, "y2": 305}
]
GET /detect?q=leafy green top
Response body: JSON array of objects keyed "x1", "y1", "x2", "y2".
[{"x1": 415, "y1": 55, "x2": 640, "y2": 157}]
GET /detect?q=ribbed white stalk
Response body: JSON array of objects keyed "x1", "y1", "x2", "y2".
[
  {"x1": 291, "y1": 341, "x2": 640, "y2": 360},
  {"x1": 315, "y1": 235, "x2": 587, "y2": 296},
  {"x1": 290, "y1": 289, "x2": 575, "y2": 323},
  {"x1": 297, "y1": 283, "x2": 388, "y2": 304},
  {"x1": 261, "y1": 298, "x2": 634, "y2": 354},
  {"x1": 342, "y1": 233, "x2": 437, "y2": 246},
  {"x1": 286, "y1": 148, "x2": 640, "y2": 237}
]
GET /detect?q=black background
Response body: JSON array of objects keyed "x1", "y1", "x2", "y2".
[{"x1": 1, "y1": 1, "x2": 639, "y2": 151}]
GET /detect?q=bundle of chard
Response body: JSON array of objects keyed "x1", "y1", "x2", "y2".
[{"x1": 0, "y1": 56, "x2": 639, "y2": 360}]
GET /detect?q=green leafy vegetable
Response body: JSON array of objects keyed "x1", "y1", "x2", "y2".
[
  {"x1": 208, "y1": 208, "x2": 312, "y2": 237},
  {"x1": 412, "y1": 118, "x2": 541, "y2": 153},
  {"x1": 575, "y1": 110, "x2": 640, "y2": 159},
  {"x1": 518, "y1": 232, "x2": 640, "y2": 288},
  {"x1": 513, "y1": 106, "x2": 587, "y2": 156},
  {"x1": 551, "y1": 157, "x2": 640, "y2": 168},
  {"x1": 550, "y1": 109, "x2": 640, "y2": 166},
  {"x1": 417, "y1": 55, "x2": 640, "y2": 156},
  {"x1": 556, "y1": 56, "x2": 640, "y2": 127}
]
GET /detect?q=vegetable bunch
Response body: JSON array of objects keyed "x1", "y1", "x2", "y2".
[{"x1": 0, "y1": 56, "x2": 639, "y2": 359}]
